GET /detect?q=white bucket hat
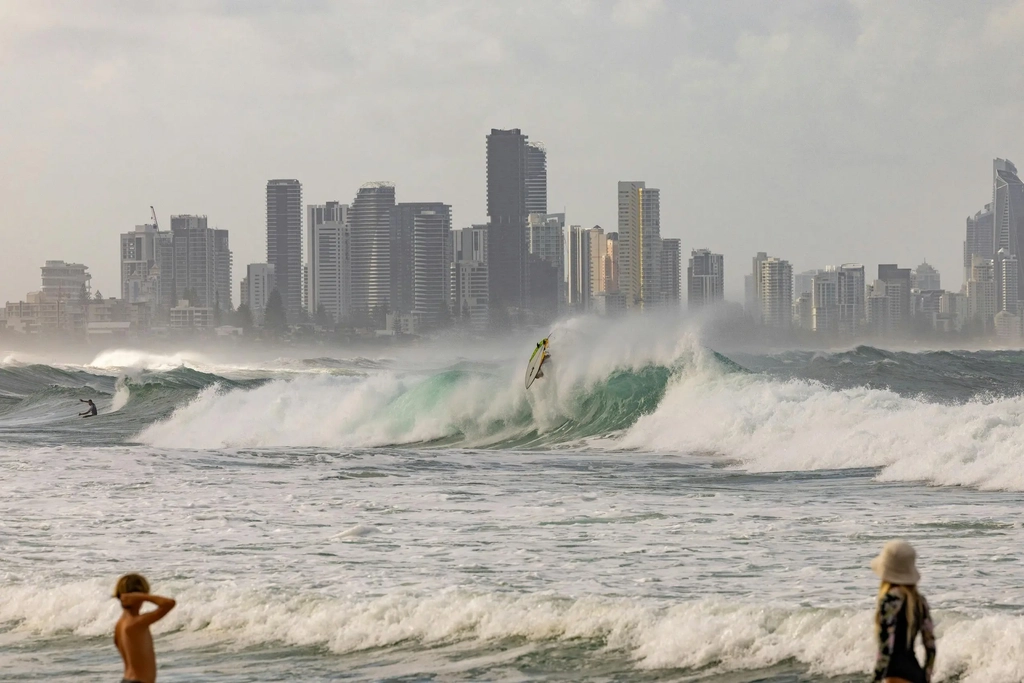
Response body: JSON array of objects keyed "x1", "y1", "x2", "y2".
[{"x1": 871, "y1": 539, "x2": 921, "y2": 585}]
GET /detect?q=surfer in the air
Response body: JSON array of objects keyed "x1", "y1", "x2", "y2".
[
  {"x1": 78, "y1": 398, "x2": 98, "y2": 418},
  {"x1": 534, "y1": 338, "x2": 550, "y2": 378}
]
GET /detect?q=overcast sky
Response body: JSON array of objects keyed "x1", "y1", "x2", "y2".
[{"x1": 3, "y1": 0, "x2": 1024, "y2": 303}]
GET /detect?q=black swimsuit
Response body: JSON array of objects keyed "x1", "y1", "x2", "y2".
[{"x1": 873, "y1": 587, "x2": 936, "y2": 682}]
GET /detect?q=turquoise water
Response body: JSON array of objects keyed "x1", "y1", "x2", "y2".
[{"x1": 4, "y1": 329, "x2": 1024, "y2": 681}]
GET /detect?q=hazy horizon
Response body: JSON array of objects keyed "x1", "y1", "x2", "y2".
[{"x1": 4, "y1": 1, "x2": 1024, "y2": 304}]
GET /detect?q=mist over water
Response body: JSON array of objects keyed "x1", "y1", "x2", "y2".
[{"x1": 4, "y1": 315, "x2": 1024, "y2": 681}]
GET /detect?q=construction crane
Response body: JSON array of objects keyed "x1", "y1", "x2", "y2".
[{"x1": 150, "y1": 206, "x2": 159, "y2": 230}]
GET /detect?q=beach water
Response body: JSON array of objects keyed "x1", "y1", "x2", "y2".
[{"x1": 3, "y1": 318, "x2": 1024, "y2": 681}]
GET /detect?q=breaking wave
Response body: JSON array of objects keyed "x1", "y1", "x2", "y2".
[{"x1": 0, "y1": 579, "x2": 1019, "y2": 681}]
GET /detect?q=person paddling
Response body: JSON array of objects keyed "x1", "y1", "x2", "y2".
[
  {"x1": 79, "y1": 398, "x2": 98, "y2": 418},
  {"x1": 871, "y1": 539, "x2": 936, "y2": 683}
]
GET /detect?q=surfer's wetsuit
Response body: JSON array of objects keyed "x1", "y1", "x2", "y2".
[
  {"x1": 873, "y1": 586, "x2": 935, "y2": 683},
  {"x1": 79, "y1": 399, "x2": 97, "y2": 418}
]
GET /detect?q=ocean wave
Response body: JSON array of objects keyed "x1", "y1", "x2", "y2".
[{"x1": 0, "y1": 580, "x2": 1018, "y2": 681}]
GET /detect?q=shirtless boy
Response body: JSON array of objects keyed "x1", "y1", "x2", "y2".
[{"x1": 113, "y1": 574, "x2": 176, "y2": 683}]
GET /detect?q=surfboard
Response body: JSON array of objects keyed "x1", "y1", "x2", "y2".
[{"x1": 525, "y1": 342, "x2": 548, "y2": 389}]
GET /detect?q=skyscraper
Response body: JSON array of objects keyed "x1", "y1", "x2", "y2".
[
  {"x1": 964, "y1": 205, "x2": 993, "y2": 283},
  {"x1": 877, "y1": 264, "x2": 912, "y2": 331},
  {"x1": 687, "y1": 249, "x2": 724, "y2": 309},
  {"x1": 307, "y1": 201, "x2": 346, "y2": 316},
  {"x1": 605, "y1": 232, "x2": 619, "y2": 294},
  {"x1": 244, "y1": 263, "x2": 276, "y2": 325},
  {"x1": 310, "y1": 216, "x2": 350, "y2": 324},
  {"x1": 120, "y1": 223, "x2": 173, "y2": 316},
  {"x1": 411, "y1": 206, "x2": 453, "y2": 329},
  {"x1": 486, "y1": 128, "x2": 530, "y2": 319},
  {"x1": 660, "y1": 239, "x2": 680, "y2": 304},
  {"x1": 836, "y1": 264, "x2": 866, "y2": 336},
  {"x1": 526, "y1": 213, "x2": 564, "y2": 320},
  {"x1": 999, "y1": 248, "x2": 1020, "y2": 315},
  {"x1": 170, "y1": 215, "x2": 232, "y2": 311},
  {"x1": 451, "y1": 226, "x2": 489, "y2": 328},
  {"x1": 394, "y1": 203, "x2": 450, "y2": 316},
  {"x1": 525, "y1": 142, "x2": 547, "y2": 216},
  {"x1": 617, "y1": 182, "x2": 661, "y2": 309},
  {"x1": 587, "y1": 226, "x2": 607, "y2": 298},
  {"x1": 750, "y1": 252, "x2": 769, "y2": 322},
  {"x1": 967, "y1": 255, "x2": 997, "y2": 330},
  {"x1": 811, "y1": 270, "x2": 839, "y2": 333},
  {"x1": 567, "y1": 224, "x2": 590, "y2": 311},
  {"x1": 266, "y1": 179, "x2": 303, "y2": 321},
  {"x1": 349, "y1": 182, "x2": 396, "y2": 322},
  {"x1": 759, "y1": 256, "x2": 792, "y2": 328},
  {"x1": 993, "y1": 159, "x2": 1024, "y2": 312},
  {"x1": 912, "y1": 261, "x2": 941, "y2": 292}
]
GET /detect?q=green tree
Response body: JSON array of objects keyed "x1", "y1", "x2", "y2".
[
  {"x1": 315, "y1": 303, "x2": 333, "y2": 329},
  {"x1": 437, "y1": 299, "x2": 452, "y2": 329},
  {"x1": 79, "y1": 284, "x2": 90, "y2": 304},
  {"x1": 264, "y1": 288, "x2": 287, "y2": 333},
  {"x1": 93, "y1": 289, "x2": 103, "y2": 301},
  {"x1": 235, "y1": 303, "x2": 254, "y2": 331}
]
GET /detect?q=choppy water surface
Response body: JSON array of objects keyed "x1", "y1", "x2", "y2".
[{"x1": 3, "y1": 321, "x2": 1024, "y2": 681}]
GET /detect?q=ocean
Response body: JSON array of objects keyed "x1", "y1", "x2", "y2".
[{"x1": 3, "y1": 316, "x2": 1024, "y2": 682}]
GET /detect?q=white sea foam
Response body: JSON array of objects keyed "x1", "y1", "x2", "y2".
[
  {"x1": 1, "y1": 580, "x2": 1020, "y2": 681},
  {"x1": 88, "y1": 349, "x2": 212, "y2": 372},
  {"x1": 136, "y1": 315, "x2": 702, "y2": 450},
  {"x1": 135, "y1": 320, "x2": 1024, "y2": 491},
  {"x1": 619, "y1": 350, "x2": 1024, "y2": 490}
]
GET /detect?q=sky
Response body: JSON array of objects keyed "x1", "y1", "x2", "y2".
[{"x1": 3, "y1": 0, "x2": 1024, "y2": 304}]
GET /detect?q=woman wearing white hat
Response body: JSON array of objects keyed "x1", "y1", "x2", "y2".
[{"x1": 871, "y1": 539, "x2": 936, "y2": 683}]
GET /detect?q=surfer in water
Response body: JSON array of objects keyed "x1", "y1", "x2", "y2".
[
  {"x1": 78, "y1": 398, "x2": 97, "y2": 418},
  {"x1": 871, "y1": 539, "x2": 936, "y2": 683}
]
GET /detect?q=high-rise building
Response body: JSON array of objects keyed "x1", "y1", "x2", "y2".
[
  {"x1": 525, "y1": 142, "x2": 547, "y2": 216},
  {"x1": 964, "y1": 205, "x2": 993, "y2": 284},
  {"x1": 567, "y1": 225, "x2": 590, "y2": 311},
  {"x1": 759, "y1": 256, "x2": 792, "y2": 328},
  {"x1": 349, "y1": 182, "x2": 396, "y2": 322},
  {"x1": 687, "y1": 249, "x2": 724, "y2": 310},
  {"x1": 266, "y1": 179, "x2": 303, "y2": 321},
  {"x1": 244, "y1": 263, "x2": 276, "y2": 325},
  {"x1": 967, "y1": 255, "x2": 997, "y2": 330},
  {"x1": 877, "y1": 264, "x2": 912, "y2": 331},
  {"x1": 121, "y1": 223, "x2": 174, "y2": 317},
  {"x1": 793, "y1": 293, "x2": 813, "y2": 330},
  {"x1": 836, "y1": 264, "x2": 866, "y2": 336},
  {"x1": 169, "y1": 215, "x2": 232, "y2": 311},
  {"x1": 393, "y1": 203, "x2": 450, "y2": 315},
  {"x1": 617, "y1": 181, "x2": 661, "y2": 309},
  {"x1": 811, "y1": 270, "x2": 839, "y2": 333},
  {"x1": 411, "y1": 206, "x2": 453, "y2": 330},
  {"x1": 587, "y1": 226, "x2": 608, "y2": 298},
  {"x1": 999, "y1": 248, "x2": 1020, "y2": 316},
  {"x1": 660, "y1": 239, "x2": 681, "y2": 304},
  {"x1": 750, "y1": 252, "x2": 769, "y2": 322},
  {"x1": 527, "y1": 213, "x2": 564, "y2": 320},
  {"x1": 793, "y1": 269, "x2": 824, "y2": 298},
  {"x1": 486, "y1": 128, "x2": 530, "y2": 319},
  {"x1": 306, "y1": 201, "x2": 347, "y2": 316},
  {"x1": 912, "y1": 261, "x2": 941, "y2": 291},
  {"x1": 605, "y1": 232, "x2": 619, "y2": 294},
  {"x1": 311, "y1": 217, "x2": 350, "y2": 324},
  {"x1": 41, "y1": 261, "x2": 91, "y2": 300},
  {"x1": 451, "y1": 226, "x2": 489, "y2": 328},
  {"x1": 993, "y1": 159, "x2": 1024, "y2": 311}
]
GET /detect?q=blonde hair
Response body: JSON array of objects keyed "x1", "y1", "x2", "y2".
[
  {"x1": 876, "y1": 581, "x2": 921, "y2": 648},
  {"x1": 113, "y1": 573, "x2": 150, "y2": 599}
]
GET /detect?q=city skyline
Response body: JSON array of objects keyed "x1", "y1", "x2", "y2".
[{"x1": 4, "y1": 3, "x2": 1024, "y2": 305}]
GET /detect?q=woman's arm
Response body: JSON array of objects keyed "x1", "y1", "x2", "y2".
[{"x1": 873, "y1": 589, "x2": 904, "y2": 682}]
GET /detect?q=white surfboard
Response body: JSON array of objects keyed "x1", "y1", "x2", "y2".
[{"x1": 525, "y1": 343, "x2": 548, "y2": 389}]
